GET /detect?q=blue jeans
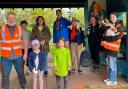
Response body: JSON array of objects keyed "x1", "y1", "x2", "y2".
[
  {"x1": 56, "y1": 75, "x2": 68, "y2": 89},
  {"x1": 43, "y1": 52, "x2": 48, "y2": 72},
  {"x1": 106, "y1": 55, "x2": 117, "y2": 82},
  {"x1": 1, "y1": 57, "x2": 26, "y2": 89}
]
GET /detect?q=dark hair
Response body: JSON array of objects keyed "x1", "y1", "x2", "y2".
[
  {"x1": 56, "y1": 9, "x2": 62, "y2": 14},
  {"x1": 110, "y1": 12, "x2": 118, "y2": 18},
  {"x1": 36, "y1": 16, "x2": 45, "y2": 26},
  {"x1": 56, "y1": 37, "x2": 65, "y2": 43},
  {"x1": 20, "y1": 20, "x2": 28, "y2": 26}
]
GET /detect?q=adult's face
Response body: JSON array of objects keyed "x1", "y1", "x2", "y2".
[
  {"x1": 56, "y1": 11, "x2": 62, "y2": 19},
  {"x1": 37, "y1": 17, "x2": 44, "y2": 26},
  {"x1": 110, "y1": 14, "x2": 117, "y2": 24},
  {"x1": 93, "y1": 3, "x2": 99, "y2": 12},
  {"x1": 7, "y1": 14, "x2": 16, "y2": 26},
  {"x1": 90, "y1": 17, "x2": 96, "y2": 25}
]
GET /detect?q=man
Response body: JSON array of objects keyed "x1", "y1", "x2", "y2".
[
  {"x1": 0, "y1": 12, "x2": 27, "y2": 89},
  {"x1": 53, "y1": 9, "x2": 72, "y2": 48}
]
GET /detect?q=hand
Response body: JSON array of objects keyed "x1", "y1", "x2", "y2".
[
  {"x1": 40, "y1": 40, "x2": 45, "y2": 45},
  {"x1": 53, "y1": 67, "x2": 57, "y2": 73},
  {"x1": 86, "y1": 31, "x2": 90, "y2": 35},
  {"x1": 23, "y1": 53, "x2": 27, "y2": 61},
  {"x1": 68, "y1": 67, "x2": 71, "y2": 71},
  {"x1": 69, "y1": 16, "x2": 72, "y2": 21},
  {"x1": 77, "y1": 22, "x2": 80, "y2": 29},
  {"x1": 32, "y1": 68, "x2": 38, "y2": 73}
]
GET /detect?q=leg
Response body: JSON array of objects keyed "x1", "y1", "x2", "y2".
[
  {"x1": 33, "y1": 73, "x2": 38, "y2": 89},
  {"x1": 56, "y1": 75, "x2": 61, "y2": 89},
  {"x1": 65, "y1": 41, "x2": 69, "y2": 48},
  {"x1": 38, "y1": 72, "x2": 43, "y2": 89},
  {"x1": 108, "y1": 56, "x2": 117, "y2": 82},
  {"x1": 13, "y1": 57, "x2": 27, "y2": 89},
  {"x1": 1, "y1": 57, "x2": 12, "y2": 89},
  {"x1": 106, "y1": 55, "x2": 110, "y2": 79},
  {"x1": 70, "y1": 43, "x2": 77, "y2": 71},
  {"x1": 76, "y1": 44, "x2": 83, "y2": 69},
  {"x1": 64, "y1": 76, "x2": 68, "y2": 89},
  {"x1": 43, "y1": 52, "x2": 48, "y2": 76}
]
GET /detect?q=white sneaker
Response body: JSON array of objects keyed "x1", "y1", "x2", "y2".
[
  {"x1": 106, "y1": 81, "x2": 117, "y2": 85},
  {"x1": 104, "y1": 79, "x2": 109, "y2": 83}
]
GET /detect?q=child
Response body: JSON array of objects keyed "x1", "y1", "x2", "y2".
[
  {"x1": 53, "y1": 38, "x2": 71, "y2": 89},
  {"x1": 21, "y1": 20, "x2": 32, "y2": 75},
  {"x1": 28, "y1": 39, "x2": 46, "y2": 89}
]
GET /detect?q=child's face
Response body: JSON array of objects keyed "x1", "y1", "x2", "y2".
[
  {"x1": 32, "y1": 44, "x2": 40, "y2": 50},
  {"x1": 58, "y1": 40, "x2": 64, "y2": 48}
]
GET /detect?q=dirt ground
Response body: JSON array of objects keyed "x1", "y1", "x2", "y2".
[{"x1": 0, "y1": 53, "x2": 128, "y2": 89}]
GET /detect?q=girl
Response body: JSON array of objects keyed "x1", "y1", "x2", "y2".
[
  {"x1": 53, "y1": 38, "x2": 71, "y2": 89},
  {"x1": 69, "y1": 17, "x2": 85, "y2": 73},
  {"x1": 101, "y1": 12, "x2": 124, "y2": 85},
  {"x1": 21, "y1": 20, "x2": 32, "y2": 75},
  {"x1": 28, "y1": 39, "x2": 46, "y2": 89}
]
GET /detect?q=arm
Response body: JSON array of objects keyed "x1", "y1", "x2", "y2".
[
  {"x1": 53, "y1": 50, "x2": 57, "y2": 70},
  {"x1": 64, "y1": 18, "x2": 71, "y2": 27},
  {"x1": 28, "y1": 52, "x2": 34, "y2": 71},
  {"x1": 104, "y1": 32, "x2": 124, "y2": 42},
  {"x1": 31, "y1": 27, "x2": 37, "y2": 41},
  {"x1": 45, "y1": 26, "x2": 52, "y2": 41},
  {"x1": 67, "y1": 49, "x2": 71, "y2": 69},
  {"x1": 53, "y1": 22, "x2": 56, "y2": 43},
  {"x1": 0, "y1": 26, "x2": 2, "y2": 51}
]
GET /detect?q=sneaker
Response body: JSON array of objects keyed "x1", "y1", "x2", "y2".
[
  {"x1": 104, "y1": 79, "x2": 109, "y2": 83},
  {"x1": 44, "y1": 71, "x2": 49, "y2": 76},
  {"x1": 106, "y1": 81, "x2": 117, "y2": 85},
  {"x1": 71, "y1": 68, "x2": 76, "y2": 73},
  {"x1": 78, "y1": 68, "x2": 83, "y2": 73}
]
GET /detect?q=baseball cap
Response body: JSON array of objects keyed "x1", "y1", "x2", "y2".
[{"x1": 31, "y1": 39, "x2": 40, "y2": 46}]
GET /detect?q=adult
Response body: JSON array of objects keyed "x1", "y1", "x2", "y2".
[
  {"x1": 0, "y1": 12, "x2": 27, "y2": 89},
  {"x1": 53, "y1": 9, "x2": 71, "y2": 48},
  {"x1": 101, "y1": 12, "x2": 124, "y2": 85},
  {"x1": 69, "y1": 17, "x2": 85, "y2": 73},
  {"x1": 89, "y1": 1, "x2": 106, "y2": 24},
  {"x1": 31, "y1": 16, "x2": 51, "y2": 76},
  {"x1": 87, "y1": 16, "x2": 101, "y2": 72}
]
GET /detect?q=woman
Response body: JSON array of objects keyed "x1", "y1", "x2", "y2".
[
  {"x1": 31, "y1": 16, "x2": 51, "y2": 76},
  {"x1": 89, "y1": 1, "x2": 106, "y2": 23},
  {"x1": 87, "y1": 16, "x2": 101, "y2": 72},
  {"x1": 101, "y1": 12, "x2": 124, "y2": 85},
  {"x1": 53, "y1": 9, "x2": 71, "y2": 48},
  {"x1": 70, "y1": 17, "x2": 85, "y2": 73}
]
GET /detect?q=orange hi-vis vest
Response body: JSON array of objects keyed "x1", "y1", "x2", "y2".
[
  {"x1": 101, "y1": 39, "x2": 121, "y2": 52},
  {"x1": 101, "y1": 32, "x2": 124, "y2": 52},
  {"x1": 1, "y1": 24, "x2": 22, "y2": 58}
]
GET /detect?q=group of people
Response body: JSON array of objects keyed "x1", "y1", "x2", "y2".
[
  {"x1": 0, "y1": 9, "x2": 85, "y2": 89},
  {"x1": 0, "y1": 7, "x2": 126, "y2": 89},
  {"x1": 87, "y1": 9, "x2": 125, "y2": 86}
]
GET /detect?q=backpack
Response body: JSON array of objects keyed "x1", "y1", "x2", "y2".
[{"x1": 79, "y1": 49, "x2": 93, "y2": 67}]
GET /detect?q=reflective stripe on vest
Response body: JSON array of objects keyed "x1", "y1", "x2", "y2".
[
  {"x1": 1, "y1": 24, "x2": 22, "y2": 58},
  {"x1": 101, "y1": 39, "x2": 121, "y2": 52},
  {"x1": 1, "y1": 39, "x2": 21, "y2": 43}
]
